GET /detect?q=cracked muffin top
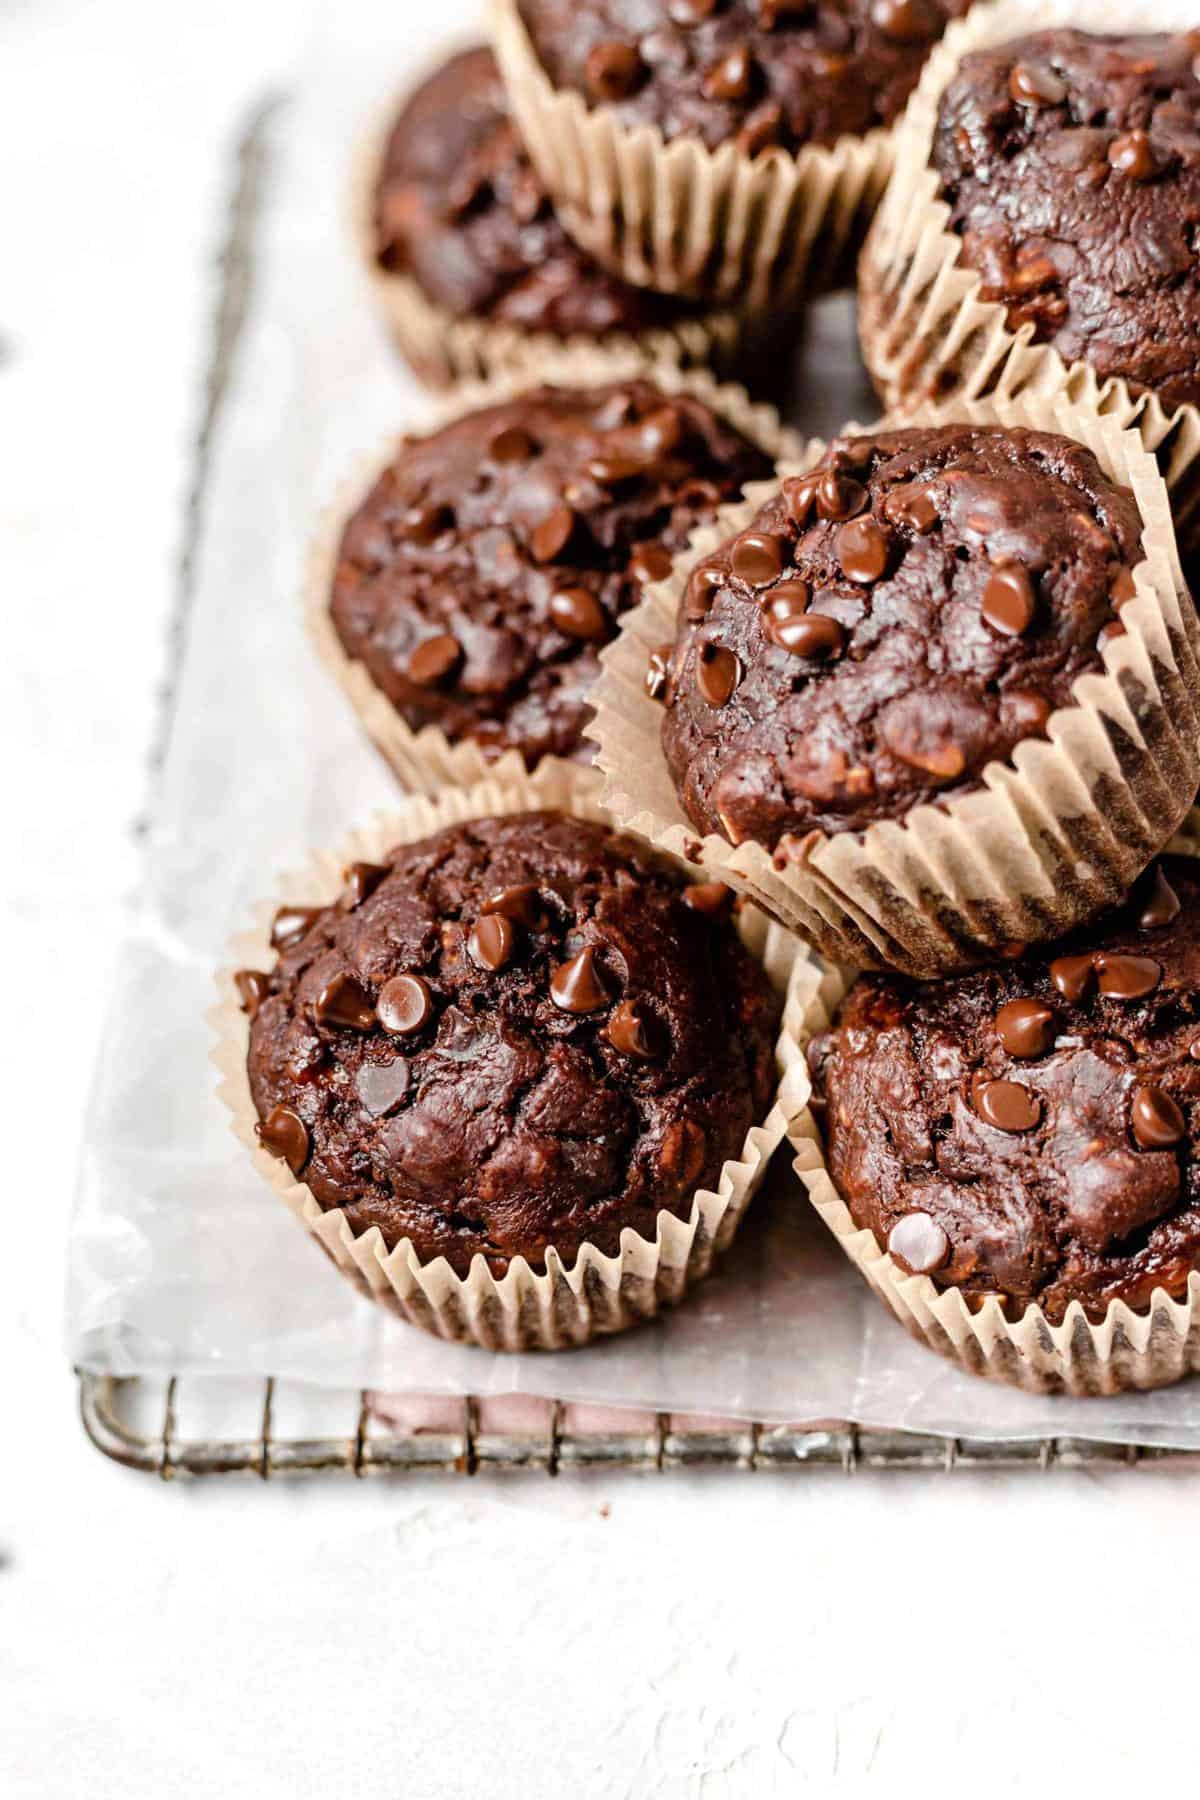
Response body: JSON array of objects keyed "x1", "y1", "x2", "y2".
[
  {"x1": 808, "y1": 857, "x2": 1200, "y2": 1323},
  {"x1": 239, "y1": 811, "x2": 779, "y2": 1276},
  {"x1": 657, "y1": 423, "x2": 1143, "y2": 847},
  {"x1": 932, "y1": 29, "x2": 1200, "y2": 410}
]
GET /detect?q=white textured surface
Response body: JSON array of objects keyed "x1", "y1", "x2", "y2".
[{"x1": 5, "y1": 4, "x2": 1200, "y2": 1796}]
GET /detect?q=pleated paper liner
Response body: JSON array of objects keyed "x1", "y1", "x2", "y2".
[
  {"x1": 211, "y1": 761, "x2": 811, "y2": 1352},
  {"x1": 785, "y1": 947, "x2": 1200, "y2": 1395},
  {"x1": 488, "y1": 0, "x2": 894, "y2": 310},
  {"x1": 857, "y1": 0, "x2": 1200, "y2": 560},
  {"x1": 349, "y1": 63, "x2": 744, "y2": 388},
  {"x1": 306, "y1": 348, "x2": 800, "y2": 798},
  {"x1": 587, "y1": 387, "x2": 1200, "y2": 978}
]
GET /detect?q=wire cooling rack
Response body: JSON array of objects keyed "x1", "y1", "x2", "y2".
[{"x1": 75, "y1": 97, "x2": 1200, "y2": 1481}]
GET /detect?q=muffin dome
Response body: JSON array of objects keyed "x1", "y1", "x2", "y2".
[
  {"x1": 933, "y1": 30, "x2": 1200, "y2": 411},
  {"x1": 240, "y1": 811, "x2": 779, "y2": 1276},
  {"x1": 658, "y1": 423, "x2": 1144, "y2": 846},
  {"x1": 331, "y1": 378, "x2": 773, "y2": 770},
  {"x1": 808, "y1": 856, "x2": 1200, "y2": 1323}
]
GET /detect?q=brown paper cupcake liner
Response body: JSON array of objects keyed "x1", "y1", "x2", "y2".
[
  {"x1": 785, "y1": 946, "x2": 1200, "y2": 1395},
  {"x1": 488, "y1": 0, "x2": 894, "y2": 310},
  {"x1": 858, "y1": 0, "x2": 1200, "y2": 558},
  {"x1": 210, "y1": 761, "x2": 811, "y2": 1352},
  {"x1": 587, "y1": 387, "x2": 1200, "y2": 977},
  {"x1": 307, "y1": 349, "x2": 799, "y2": 798}
]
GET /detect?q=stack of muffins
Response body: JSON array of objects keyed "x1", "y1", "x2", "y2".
[{"x1": 216, "y1": 0, "x2": 1200, "y2": 1396}]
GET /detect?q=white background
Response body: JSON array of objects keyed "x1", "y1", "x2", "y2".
[{"x1": 4, "y1": 2, "x2": 1200, "y2": 1794}]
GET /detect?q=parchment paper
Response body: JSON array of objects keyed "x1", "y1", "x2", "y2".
[{"x1": 66, "y1": 8, "x2": 1200, "y2": 1446}]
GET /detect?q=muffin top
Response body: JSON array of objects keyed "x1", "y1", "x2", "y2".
[
  {"x1": 331, "y1": 378, "x2": 774, "y2": 769},
  {"x1": 657, "y1": 424, "x2": 1143, "y2": 847},
  {"x1": 241, "y1": 812, "x2": 779, "y2": 1276},
  {"x1": 372, "y1": 46, "x2": 693, "y2": 337},
  {"x1": 517, "y1": 0, "x2": 971, "y2": 154},
  {"x1": 808, "y1": 856, "x2": 1200, "y2": 1324},
  {"x1": 933, "y1": 30, "x2": 1200, "y2": 411}
]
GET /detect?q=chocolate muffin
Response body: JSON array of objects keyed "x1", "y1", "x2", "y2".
[
  {"x1": 932, "y1": 30, "x2": 1200, "y2": 412},
  {"x1": 372, "y1": 46, "x2": 696, "y2": 342},
  {"x1": 515, "y1": 0, "x2": 972, "y2": 154},
  {"x1": 239, "y1": 811, "x2": 779, "y2": 1276},
  {"x1": 658, "y1": 423, "x2": 1144, "y2": 846},
  {"x1": 808, "y1": 855, "x2": 1200, "y2": 1324},
  {"x1": 331, "y1": 378, "x2": 775, "y2": 769}
]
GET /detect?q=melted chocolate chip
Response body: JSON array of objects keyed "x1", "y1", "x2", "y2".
[
  {"x1": 768, "y1": 611, "x2": 845, "y2": 659},
  {"x1": 1096, "y1": 953, "x2": 1161, "y2": 1000},
  {"x1": 400, "y1": 502, "x2": 454, "y2": 545},
  {"x1": 468, "y1": 912, "x2": 518, "y2": 972},
  {"x1": 343, "y1": 862, "x2": 389, "y2": 910},
  {"x1": 355, "y1": 1059, "x2": 411, "y2": 1119},
  {"x1": 489, "y1": 426, "x2": 536, "y2": 464},
  {"x1": 973, "y1": 1076, "x2": 1042, "y2": 1133},
  {"x1": 257, "y1": 1104, "x2": 310, "y2": 1175},
  {"x1": 696, "y1": 642, "x2": 741, "y2": 707},
  {"x1": 686, "y1": 564, "x2": 725, "y2": 621},
  {"x1": 407, "y1": 633, "x2": 462, "y2": 686},
  {"x1": 871, "y1": 0, "x2": 936, "y2": 43},
  {"x1": 886, "y1": 485, "x2": 939, "y2": 533},
  {"x1": 585, "y1": 41, "x2": 644, "y2": 103},
  {"x1": 887, "y1": 1210, "x2": 950, "y2": 1274},
  {"x1": 234, "y1": 968, "x2": 270, "y2": 1019},
  {"x1": 646, "y1": 643, "x2": 674, "y2": 702},
  {"x1": 482, "y1": 883, "x2": 547, "y2": 929},
  {"x1": 763, "y1": 579, "x2": 811, "y2": 623},
  {"x1": 783, "y1": 473, "x2": 820, "y2": 523},
  {"x1": 731, "y1": 530, "x2": 787, "y2": 587},
  {"x1": 549, "y1": 946, "x2": 611, "y2": 1013},
  {"x1": 682, "y1": 881, "x2": 734, "y2": 917},
  {"x1": 1131, "y1": 1084, "x2": 1185, "y2": 1150},
  {"x1": 837, "y1": 515, "x2": 890, "y2": 584},
  {"x1": 629, "y1": 542, "x2": 673, "y2": 585},
  {"x1": 1140, "y1": 867, "x2": 1181, "y2": 930},
  {"x1": 270, "y1": 905, "x2": 323, "y2": 951},
  {"x1": 1049, "y1": 952, "x2": 1096, "y2": 1004},
  {"x1": 994, "y1": 996, "x2": 1055, "y2": 1059},
  {"x1": 816, "y1": 470, "x2": 868, "y2": 521},
  {"x1": 1009, "y1": 61, "x2": 1067, "y2": 106},
  {"x1": 314, "y1": 972, "x2": 376, "y2": 1032},
  {"x1": 530, "y1": 504, "x2": 577, "y2": 564},
  {"x1": 377, "y1": 972, "x2": 434, "y2": 1036},
  {"x1": 981, "y1": 563, "x2": 1036, "y2": 636},
  {"x1": 702, "y1": 47, "x2": 756, "y2": 103},
  {"x1": 1108, "y1": 129, "x2": 1157, "y2": 181},
  {"x1": 607, "y1": 998, "x2": 661, "y2": 1059},
  {"x1": 549, "y1": 586, "x2": 608, "y2": 642}
]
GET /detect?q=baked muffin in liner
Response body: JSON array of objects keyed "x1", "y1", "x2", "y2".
[
  {"x1": 306, "y1": 349, "x2": 798, "y2": 797},
  {"x1": 786, "y1": 935, "x2": 1200, "y2": 1396},
  {"x1": 211, "y1": 761, "x2": 810, "y2": 1351},
  {"x1": 587, "y1": 388, "x2": 1200, "y2": 977},
  {"x1": 489, "y1": 0, "x2": 900, "y2": 310},
  {"x1": 858, "y1": 0, "x2": 1200, "y2": 565}
]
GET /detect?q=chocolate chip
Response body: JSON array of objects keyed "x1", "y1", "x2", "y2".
[
  {"x1": 696, "y1": 642, "x2": 741, "y2": 707},
  {"x1": 377, "y1": 972, "x2": 433, "y2": 1036},
  {"x1": 1139, "y1": 867, "x2": 1181, "y2": 930},
  {"x1": 887, "y1": 1211, "x2": 950, "y2": 1274},
  {"x1": 646, "y1": 643, "x2": 674, "y2": 703},
  {"x1": 407, "y1": 633, "x2": 462, "y2": 686},
  {"x1": 468, "y1": 913, "x2": 517, "y2": 972},
  {"x1": 342, "y1": 862, "x2": 389, "y2": 910},
  {"x1": 685, "y1": 565, "x2": 725, "y2": 620},
  {"x1": 550, "y1": 586, "x2": 609, "y2": 642},
  {"x1": 731, "y1": 530, "x2": 787, "y2": 587},
  {"x1": 635, "y1": 406, "x2": 684, "y2": 460},
  {"x1": 1095, "y1": 953, "x2": 1161, "y2": 1000},
  {"x1": 1131, "y1": 1084, "x2": 1185, "y2": 1150},
  {"x1": 816, "y1": 470, "x2": 868, "y2": 521},
  {"x1": 607, "y1": 998, "x2": 661, "y2": 1059},
  {"x1": 994, "y1": 996, "x2": 1055, "y2": 1059},
  {"x1": 257, "y1": 1104, "x2": 310, "y2": 1175},
  {"x1": 768, "y1": 611, "x2": 845, "y2": 659},
  {"x1": 763, "y1": 579, "x2": 811, "y2": 624},
  {"x1": 702, "y1": 47, "x2": 756, "y2": 103},
  {"x1": 1108, "y1": 129, "x2": 1157, "y2": 181},
  {"x1": 234, "y1": 969, "x2": 270, "y2": 1019},
  {"x1": 587, "y1": 453, "x2": 645, "y2": 487},
  {"x1": 399, "y1": 502, "x2": 454, "y2": 545},
  {"x1": 482, "y1": 883, "x2": 547, "y2": 929},
  {"x1": 737, "y1": 101, "x2": 784, "y2": 157},
  {"x1": 355, "y1": 1059, "x2": 411, "y2": 1119},
  {"x1": 270, "y1": 905, "x2": 323, "y2": 951},
  {"x1": 661, "y1": 1117, "x2": 707, "y2": 1185},
  {"x1": 981, "y1": 563, "x2": 1036, "y2": 636},
  {"x1": 1049, "y1": 952, "x2": 1095, "y2": 1004},
  {"x1": 1009, "y1": 61, "x2": 1067, "y2": 107},
  {"x1": 783, "y1": 473, "x2": 820, "y2": 523},
  {"x1": 1007, "y1": 689, "x2": 1052, "y2": 736},
  {"x1": 837, "y1": 516, "x2": 890, "y2": 584},
  {"x1": 530, "y1": 504, "x2": 577, "y2": 564},
  {"x1": 629, "y1": 542, "x2": 673, "y2": 585},
  {"x1": 897, "y1": 740, "x2": 965, "y2": 781},
  {"x1": 682, "y1": 881, "x2": 734, "y2": 917},
  {"x1": 871, "y1": 0, "x2": 935, "y2": 42},
  {"x1": 550, "y1": 946, "x2": 611, "y2": 1013},
  {"x1": 314, "y1": 971, "x2": 376, "y2": 1032},
  {"x1": 585, "y1": 41, "x2": 644, "y2": 103},
  {"x1": 973, "y1": 1077, "x2": 1042, "y2": 1133},
  {"x1": 488, "y1": 425, "x2": 536, "y2": 464},
  {"x1": 885, "y1": 485, "x2": 939, "y2": 534}
]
